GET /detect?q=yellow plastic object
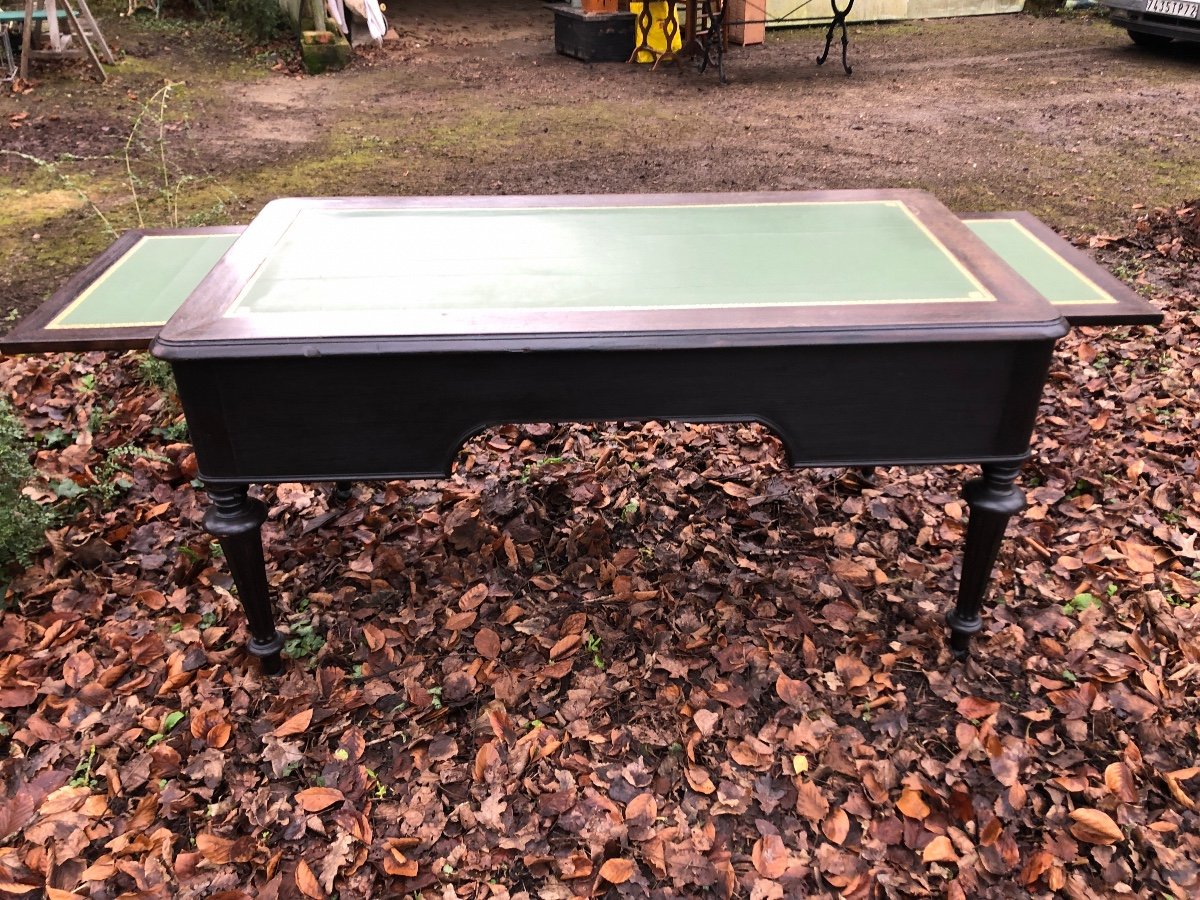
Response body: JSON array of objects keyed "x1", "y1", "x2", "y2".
[{"x1": 629, "y1": 1, "x2": 682, "y2": 62}]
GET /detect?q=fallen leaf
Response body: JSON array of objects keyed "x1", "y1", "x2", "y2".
[
  {"x1": 1104, "y1": 762, "x2": 1138, "y2": 804},
  {"x1": 922, "y1": 835, "x2": 958, "y2": 863},
  {"x1": 822, "y1": 808, "x2": 850, "y2": 844},
  {"x1": 957, "y1": 696, "x2": 1000, "y2": 719},
  {"x1": 626, "y1": 792, "x2": 657, "y2": 822},
  {"x1": 445, "y1": 610, "x2": 477, "y2": 631},
  {"x1": 693, "y1": 708, "x2": 719, "y2": 736},
  {"x1": 196, "y1": 833, "x2": 234, "y2": 864},
  {"x1": 295, "y1": 787, "x2": 344, "y2": 813},
  {"x1": 776, "y1": 673, "x2": 807, "y2": 707},
  {"x1": 752, "y1": 834, "x2": 789, "y2": 878},
  {"x1": 795, "y1": 781, "x2": 829, "y2": 821},
  {"x1": 549, "y1": 634, "x2": 582, "y2": 660},
  {"x1": 599, "y1": 858, "x2": 635, "y2": 884},
  {"x1": 273, "y1": 708, "x2": 313, "y2": 738},
  {"x1": 834, "y1": 654, "x2": 871, "y2": 689},
  {"x1": 382, "y1": 839, "x2": 419, "y2": 877},
  {"x1": 718, "y1": 481, "x2": 756, "y2": 499},
  {"x1": 897, "y1": 789, "x2": 931, "y2": 820},
  {"x1": 474, "y1": 628, "x2": 501, "y2": 659},
  {"x1": 295, "y1": 859, "x2": 325, "y2": 899},
  {"x1": 1164, "y1": 767, "x2": 1199, "y2": 810},
  {"x1": 1116, "y1": 540, "x2": 1159, "y2": 573},
  {"x1": 1068, "y1": 808, "x2": 1123, "y2": 845},
  {"x1": 686, "y1": 766, "x2": 716, "y2": 794}
]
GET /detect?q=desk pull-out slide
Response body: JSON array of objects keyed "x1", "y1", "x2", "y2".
[
  {"x1": 1, "y1": 214, "x2": 1159, "y2": 359},
  {"x1": 963, "y1": 212, "x2": 1161, "y2": 326},
  {"x1": 0, "y1": 226, "x2": 243, "y2": 354}
]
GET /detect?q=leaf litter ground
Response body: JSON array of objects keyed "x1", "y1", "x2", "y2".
[{"x1": 0, "y1": 203, "x2": 1197, "y2": 898}]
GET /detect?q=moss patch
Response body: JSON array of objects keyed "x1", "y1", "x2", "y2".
[{"x1": 0, "y1": 189, "x2": 87, "y2": 231}]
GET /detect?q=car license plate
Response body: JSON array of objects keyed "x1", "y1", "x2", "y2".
[{"x1": 1145, "y1": 0, "x2": 1199, "y2": 17}]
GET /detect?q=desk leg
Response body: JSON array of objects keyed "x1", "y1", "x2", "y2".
[
  {"x1": 947, "y1": 462, "x2": 1024, "y2": 659},
  {"x1": 204, "y1": 484, "x2": 285, "y2": 675}
]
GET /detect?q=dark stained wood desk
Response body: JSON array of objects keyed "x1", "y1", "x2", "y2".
[{"x1": 2, "y1": 191, "x2": 1161, "y2": 675}]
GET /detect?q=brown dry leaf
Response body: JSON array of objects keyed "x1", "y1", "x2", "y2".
[
  {"x1": 0, "y1": 791, "x2": 36, "y2": 841},
  {"x1": 474, "y1": 628, "x2": 501, "y2": 659},
  {"x1": 1068, "y1": 808, "x2": 1124, "y2": 845},
  {"x1": 897, "y1": 789, "x2": 931, "y2": 821},
  {"x1": 693, "y1": 708, "x2": 719, "y2": 737},
  {"x1": 1104, "y1": 762, "x2": 1138, "y2": 804},
  {"x1": 957, "y1": 696, "x2": 1001, "y2": 719},
  {"x1": 717, "y1": 481, "x2": 756, "y2": 499},
  {"x1": 1164, "y1": 767, "x2": 1199, "y2": 810},
  {"x1": 0, "y1": 883, "x2": 38, "y2": 895},
  {"x1": 80, "y1": 857, "x2": 117, "y2": 881},
  {"x1": 686, "y1": 766, "x2": 716, "y2": 794},
  {"x1": 207, "y1": 722, "x2": 232, "y2": 749},
  {"x1": 752, "y1": 834, "x2": 789, "y2": 878},
  {"x1": 775, "y1": 673, "x2": 807, "y2": 707},
  {"x1": 834, "y1": 654, "x2": 871, "y2": 689},
  {"x1": 980, "y1": 817, "x2": 1003, "y2": 846},
  {"x1": 549, "y1": 633, "x2": 582, "y2": 660},
  {"x1": 560, "y1": 852, "x2": 593, "y2": 880},
  {"x1": 922, "y1": 835, "x2": 958, "y2": 863},
  {"x1": 317, "y1": 830, "x2": 355, "y2": 892},
  {"x1": 362, "y1": 623, "x2": 387, "y2": 651},
  {"x1": 295, "y1": 787, "x2": 344, "y2": 813},
  {"x1": 445, "y1": 610, "x2": 477, "y2": 631},
  {"x1": 295, "y1": 859, "x2": 325, "y2": 899},
  {"x1": 62, "y1": 650, "x2": 95, "y2": 689},
  {"x1": 599, "y1": 858, "x2": 635, "y2": 884},
  {"x1": 381, "y1": 839, "x2": 419, "y2": 877},
  {"x1": 829, "y1": 558, "x2": 873, "y2": 587},
  {"x1": 822, "y1": 808, "x2": 850, "y2": 845},
  {"x1": 274, "y1": 708, "x2": 314, "y2": 738},
  {"x1": 196, "y1": 833, "x2": 234, "y2": 864},
  {"x1": 474, "y1": 741, "x2": 501, "y2": 782},
  {"x1": 626, "y1": 792, "x2": 657, "y2": 822},
  {"x1": 1116, "y1": 540, "x2": 1160, "y2": 573},
  {"x1": 795, "y1": 781, "x2": 829, "y2": 821}
]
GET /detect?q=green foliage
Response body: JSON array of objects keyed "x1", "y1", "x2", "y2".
[
  {"x1": 221, "y1": 0, "x2": 286, "y2": 43},
  {"x1": 69, "y1": 745, "x2": 99, "y2": 789},
  {"x1": 137, "y1": 354, "x2": 177, "y2": 395},
  {"x1": 585, "y1": 633, "x2": 605, "y2": 670},
  {"x1": 284, "y1": 618, "x2": 326, "y2": 661},
  {"x1": 1062, "y1": 592, "x2": 1102, "y2": 616},
  {"x1": 92, "y1": 445, "x2": 169, "y2": 507},
  {"x1": 137, "y1": 354, "x2": 190, "y2": 441},
  {"x1": 0, "y1": 400, "x2": 54, "y2": 574},
  {"x1": 146, "y1": 710, "x2": 186, "y2": 747}
]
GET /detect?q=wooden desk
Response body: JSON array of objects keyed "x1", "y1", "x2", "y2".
[{"x1": 3, "y1": 191, "x2": 1161, "y2": 675}]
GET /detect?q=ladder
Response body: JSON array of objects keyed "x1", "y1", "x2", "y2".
[{"x1": 17, "y1": 0, "x2": 114, "y2": 81}]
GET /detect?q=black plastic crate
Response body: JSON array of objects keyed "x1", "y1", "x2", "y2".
[{"x1": 553, "y1": 6, "x2": 636, "y2": 62}]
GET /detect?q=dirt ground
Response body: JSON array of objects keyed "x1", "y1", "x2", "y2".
[{"x1": 1, "y1": 0, "x2": 1198, "y2": 319}]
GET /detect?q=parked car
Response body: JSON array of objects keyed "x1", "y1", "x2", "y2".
[{"x1": 1100, "y1": 0, "x2": 1200, "y2": 46}]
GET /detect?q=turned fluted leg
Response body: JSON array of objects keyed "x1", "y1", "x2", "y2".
[
  {"x1": 203, "y1": 483, "x2": 284, "y2": 675},
  {"x1": 947, "y1": 462, "x2": 1025, "y2": 659}
]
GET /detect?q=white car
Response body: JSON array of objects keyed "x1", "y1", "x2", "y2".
[{"x1": 1101, "y1": 0, "x2": 1200, "y2": 45}]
